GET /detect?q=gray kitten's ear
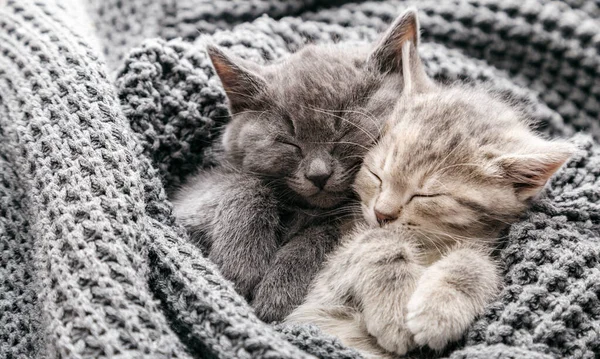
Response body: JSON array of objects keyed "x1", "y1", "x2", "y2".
[
  {"x1": 497, "y1": 142, "x2": 575, "y2": 201},
  {"x1": 368, "y1": 8, "x2": 434, "y2": 93},
  {"x1": 207, "y1": 45, "x2": 267, "y2": 113}
]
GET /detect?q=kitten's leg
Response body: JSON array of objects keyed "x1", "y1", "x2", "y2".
[
  {"x1": 406, "y1": 246, "x2": 500, "y2": 351},
  {"x1": 286, "y1": 234, "x2": 395, "y2": 359},
  {"x1": 290, "y1": 305, "x2": 393, "y2": 359},
  {"x1": 252, "y1": 224, "x2": 339, "y2": 322},
  {"x1": 351, "y1": 228, "x2": 425, "y2": 356},
  {"x1": 172, "y1": 169, "x2": 279, "y2": 298}
]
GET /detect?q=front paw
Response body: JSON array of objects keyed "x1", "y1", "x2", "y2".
[
  {"x1": 210, "y1": 253, "x2": 264, "y2": 298},
  {"x1": 405, "y1": 289, "x2": 473, "y2": 351},
  {"x1": 367, "y1": 320, "x2": 414, "y2": 356},
  {"x1": 252, "y1": 275, "x2": 296, "y2": 323}
]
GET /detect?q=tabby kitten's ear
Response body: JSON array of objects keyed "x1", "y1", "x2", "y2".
[
  {"x1": 497, "y1": 141, "x2": 575, "y2": 201},
  {"x1": 207, "y1": 45, "x2": 267, "y2": 113},
  {"x1": 368, "y1": 8, "x2": 434, "y2": 93}
]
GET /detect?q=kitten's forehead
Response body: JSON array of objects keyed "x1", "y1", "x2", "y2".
[
  {"x1": 265, "y1": 46, "x2": 374, "y2": 138},
  {"x1": 379, "y1": 87, "x2": 526, "y2": 179}
]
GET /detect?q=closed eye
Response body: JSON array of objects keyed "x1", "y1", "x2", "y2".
[
  {"x1": 409, "y1": 193, "x2": 444, "y2": 202},
  {"x1": 275, "y1": 137, "x2": 302, "y2": 153},
  {"x1": 367, "y1": 168, "x2": 382, "y2": 185}
]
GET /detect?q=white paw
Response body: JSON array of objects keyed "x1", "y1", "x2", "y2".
[
  {"x1": 366, "y1": 320, "x2": 414, "y2": 355},
  {"x1": 405, "y1": 291, "x2": 473, "y2": 351}
]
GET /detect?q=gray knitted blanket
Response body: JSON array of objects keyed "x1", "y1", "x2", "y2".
[{"x1": 1, "y1": 0, "x2": 599, "y2": 358}]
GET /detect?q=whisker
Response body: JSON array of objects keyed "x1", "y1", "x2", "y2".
[
  {"x1": 431, "y1": 162, "x2": 486, "y2": 177},
  {"x1": 304, "y1": 105, "x2": 378, "y2": 144},
  {"x1": 316, "y1": 141, "x2": 371, "y2": 151},
  {"x1": 337, "y1": 108, "x2": 383, "y2": 132},
  {"x1": 414, "y1": 229, "x2": 447, "y2": 257},
  {"x1": 417, "y1": 227, "x2": 506, "y2": 244}
]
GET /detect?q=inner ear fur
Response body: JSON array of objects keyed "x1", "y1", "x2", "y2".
[
  {"x1": 497, "y1": 142, "x2": 575, "y2": 200},
  {"x1": 207, "y1": 45, "x2": 267, "y2": 113}
]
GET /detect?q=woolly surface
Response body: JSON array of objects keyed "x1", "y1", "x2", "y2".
[{"x1": 0, "y1": 0, "x2": 598, "y2": 358}]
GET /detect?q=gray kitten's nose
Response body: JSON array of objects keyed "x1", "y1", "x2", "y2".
[
  {"x1": 375, "y1": 210, "x2": 397, "y2": 226},
  {"x1": 306, "y1": 172, "x2": 331, "y2": 190},
  {"x1": 306, "y1": 158, "x2": 332, "y2": 189}
]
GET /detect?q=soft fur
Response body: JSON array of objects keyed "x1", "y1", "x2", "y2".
[
  {"x1": 171, "y1": 25, "x2": 409, "y2": 321},
  {"x1": 287, "y1": 9, "x2": 574, "y2": 358}
]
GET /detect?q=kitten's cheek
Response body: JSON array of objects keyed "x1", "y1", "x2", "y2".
[
  {"x1": 244, "y1": 149, "x2": 296, "y2": 175},
  {"x1": 366, "y1": 214, "x2": 378, "y2": 227},
  {"x1": 354, "y1": 184, "x2": 369, "y2": 203},
  {"x1": 286, "y1": 177, "x2": 319, "y2": 197},
  {"x1": 361, "y1": 203, "x2": 379, "y2": 227}
]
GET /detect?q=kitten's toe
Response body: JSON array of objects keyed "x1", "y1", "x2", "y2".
[
  {"x1": 252, "y1": 299, "x2": 281, "y2": 323},
  {"x1": 376, "y1": 330, "x2": 412, "y2": 355},
  {"x1": 405, "y1": 312, "x2": 447, "y2": 350},
  {"x1": 405, "y1": 294, "x2": 470, "y2": 351},
  {"x1": 366, "y1": 321, "x2": 413, "y2": 355},
  {"x1": 251, "y1": 279, "x2": 293, "y2": 322}
]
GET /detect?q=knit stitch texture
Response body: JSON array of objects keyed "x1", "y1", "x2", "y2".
[{"x1": 0, "y1": 0, "x2": 598, "y2": 358}]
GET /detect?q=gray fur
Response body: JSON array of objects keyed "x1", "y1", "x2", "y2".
[
  {"x1": 288, "y1": 9, "x2": 574, "y2": 357},
  {"x1": 173, "y1": 170, "x2": 280, "y2": 298},
  {"x1": 172, "y1": 27, "x2": 407, "y2": 321}
]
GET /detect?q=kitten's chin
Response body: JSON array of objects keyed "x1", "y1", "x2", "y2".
[
  {"x1": 302, "y1": 191, "x2": 347, "y2": 209},
  {"x1": 361, "y1": 206, "x2": 379, "y2": 228},
  {"x1": 284, "y1": 181, "x2": 349, "y2": 208}
]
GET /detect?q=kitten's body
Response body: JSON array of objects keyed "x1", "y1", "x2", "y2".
[
  {"x1": 173, "y1": 36, "x2": 406, "y2": 321},
  {"x1": 288, "y1": 225, "x2": 499, "y2": 359},
  {"x1": 287, "y1": 9, "x2": 573, "y2": 357}
]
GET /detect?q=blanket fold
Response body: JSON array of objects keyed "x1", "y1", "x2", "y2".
[{"x1": 1, "y1": 1, "x2": 599, "y2": 358}]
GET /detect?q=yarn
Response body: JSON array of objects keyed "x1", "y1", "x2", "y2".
[{"x1": 0, "y1": 0, "x2": 598, "y2": 358}]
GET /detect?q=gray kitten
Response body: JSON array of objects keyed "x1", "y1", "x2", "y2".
[
  {"x1": 287, "y1": 10, "x2": 574, "y2": 357},
  {"x1": 172, "y1": 19, "x2": 409, "y2": 321}
]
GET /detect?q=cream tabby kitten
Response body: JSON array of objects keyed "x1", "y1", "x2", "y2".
[{"x1": 286, "y1": 9, "x2": 574, "y2": 358}]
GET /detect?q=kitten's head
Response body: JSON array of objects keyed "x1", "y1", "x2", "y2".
[
  {"x1": 206, "y1": 11, "x2": 424, "y2": 208},
  {"x1": 355, "y1": 11, "x2": 574, "y2": 243}
]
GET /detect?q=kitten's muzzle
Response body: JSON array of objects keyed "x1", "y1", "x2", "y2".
[
  {"x1": 375, "y1": 209, "x2": 397, "y2": 226},
  {"x1": 305, "y1": 172, "x2": 331, "y2": 190},
  {"x1": 305, "y1": 158, "x2": 332, "y2": 190}
]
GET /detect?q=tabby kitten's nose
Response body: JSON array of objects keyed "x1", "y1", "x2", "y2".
[{"x1": 375, "y1": 210, "x2": 397, "y2": 226}]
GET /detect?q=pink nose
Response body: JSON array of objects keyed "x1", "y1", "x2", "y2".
[{"x1": 374, "y1": 210, "x2": 397, "y2": 226}]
